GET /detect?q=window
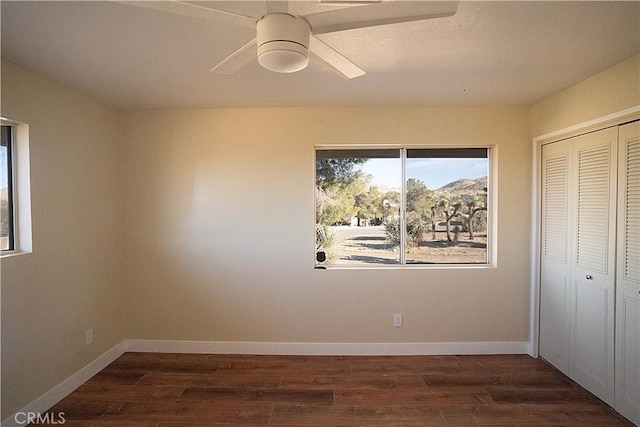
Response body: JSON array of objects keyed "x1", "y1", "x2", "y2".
[
  {"x1": 1, "y1": 125, "x2": 15, "y2": 251},
  {"x1": 1, "y1": 119, "x2": 31, "y2": 255},
  {"x1": 315, "y1": 147, "x2": 490, "y2": 267}
]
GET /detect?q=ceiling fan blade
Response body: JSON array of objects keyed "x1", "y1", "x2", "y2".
[
  {"x1": 265, "y1": 1, "x2": 289, "y2": 14},
  {"x1": 309, "y1": 35, "x2": 366, "y2": 79},
  {"x1": 118, "y1": 1, "x2": 256, "y2": 29},
  {"x1": 210, "y1": 38, "x2": 257, "y2": 74},
  {"x1": 306, "y1": 1, "x2": 458, "y2": 35}
]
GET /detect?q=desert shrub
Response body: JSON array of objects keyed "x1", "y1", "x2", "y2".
[
  {"x1": 383, "y1": 217, "x2": 401, "y2": 246},
  {"x1": 315, "y1": 224, "x2": 340, "y2": 264},
  {"x1": 384, "y1": 214, "x2": 424, "y2": 247}
]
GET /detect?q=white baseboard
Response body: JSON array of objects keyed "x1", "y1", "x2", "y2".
[
  {"x1": 2, "y1": 339, "x2": 529, "y2": 426},
  {"x1": 124, "y1": 339, "x2": 530, "y2": 356},
  {"x1": 2, "y1": 342, "x2": 125, "y2": 427}
]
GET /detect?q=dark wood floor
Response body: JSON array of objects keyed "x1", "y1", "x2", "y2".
[{"x1": 40, "y1": 352, "x2": 633, "y2": 426}]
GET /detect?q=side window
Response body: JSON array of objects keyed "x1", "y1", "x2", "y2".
[
  {"x1": 315, "y1": 147, "x2": 490, "y2": 267},
  {"x1": 1, "y1": 119, "x2": 32, "y2": 255},
  {"x1": 1, "y1": 125, "x2": 15, "y2": 251}
]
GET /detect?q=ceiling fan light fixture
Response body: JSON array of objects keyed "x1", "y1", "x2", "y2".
[
  {"x1": 258, "y1": 41, "x2": 309, "y2": 73},
  {"x1": 256, "y1": 13, "x2": 311, "y2": 74}
]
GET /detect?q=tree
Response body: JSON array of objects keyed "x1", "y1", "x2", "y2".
[
  {"x1": 319, "y1": 174, "x2": 369, "y2": 225},
  {"x1": 405, "y1": 178, "x2": 432, "y2": 246},
  {"x1": 430, "y1": 205, "x2": 438, "y2": 240},
  {"x1": 316, "y1": 158, "x2": 367, "y2": 188},
  {"x1": 436, "y1": 197, "x2": 462, "y2": 242},
  {"x1": 355, "y1": 186, "x2": 383, "y2": 226},
  {"x1": 406, "y1": 211, "x2": 425, "y2": 247},
  {"x1": 459, "y1": 194, "x2": 487, "y2": 240},
  {"x1": 316, "y1": 158, "x2": 370, "y2": 226},
  {"x1": 406, "y1": 178, "x2": 432, "y2": 219},
  {"x1": 382, "y1": 190, "x2": 400, "y2": 219},
  {"x1": 0, "y1": 198, "x2": 9, "y2": 237}
]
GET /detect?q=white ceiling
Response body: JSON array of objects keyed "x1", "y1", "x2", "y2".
[{"x1": 2, "y1": 1, "x2": 638, "y2": 110}]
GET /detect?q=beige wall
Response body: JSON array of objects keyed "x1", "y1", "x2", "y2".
[
  {"x1": 0, "y1": 62, "x2": 125, "y2": 418},
  {"x1": 531, "y1": 54, "x2": 640, "y2": 137},
  {"x1": 121, "y1": 106, "x2": 532, "y2": 344}
]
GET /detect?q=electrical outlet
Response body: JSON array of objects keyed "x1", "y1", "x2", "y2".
[
  {"x1": 393, "y1": 313, "x2": 402, "y2": 327},
  {"x1": 85, "y1": 328, "x2": 93, "y2": 345}
]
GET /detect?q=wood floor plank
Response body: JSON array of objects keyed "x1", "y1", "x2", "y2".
[
  {"x1": 69, "y1": 384, "x2": 185, "y2": 404},
  {"x1": 86, "y1": 369, "x2": 147, "y2": 385},
  {"x1": 423, "y1": 368, "x2": 505, "y2": 387},
  {"x1": 205, "y1": 373, "x2": 283, "y2": 389},
  {"x1": 335, "y1": 387, "x2": 495, "y2": 406},
  {"x1": 486, "y1": 385, "x2": 590, "y2": 403},
  {"x1": 45, "y1": 400, "x2": 112, "y2": 421},
  {"x1": 106, "y1": 352, "x2": 222, "y2": 374},
  {"x1": 100, "y1": 401, "x2": 273, "y2": 425},
  {"x1": 138, "y1": 372, "x2": 283, "y2": 388},
  {"x1": 458, "y1": 354, "x2": 537, "y2": 366},
  {"x1": 348, "y1": 355, "x2": 462, "y2": 376},
  {"x1": 158, "y1": 424, "x2": 271, "y2": 427},
  {"x1": 177, "y1": 387, "x2": 334, "y2": 405},
  {"x1": 270, "y1": 404, "x2": 447, "y2": 426},
  {"x1": 31, "y1": 353, "x2": 634, "y2": 426},
  {"x1": 279, "y1": 374, "x2": 427, "y2": 391},
  {"x1": 136, "y1": 372, "x2": 214, "y2": 387},
  {"x1": 439, "y1": 402, "x2": 633, "y2": 425},
  {"x1": 217, "y1": 357, "x2": 351, "y2": 376},
  {"x1": 423, "y1": 368, "x2": 573, "y2": 387},
  {"x1": 58, "y1": 421, "x2": 159, "y2": 427}
]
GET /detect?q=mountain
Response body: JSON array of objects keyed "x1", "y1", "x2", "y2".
[
  {"x1": 366, "y1": 176, "x2": 487, "y2": 197},
  {"x1": 434, "y1": 176, "x2": 487, "y2": 197},
  {"x1": 367, "y1": 183, "x2": 399, "y2": 194}
]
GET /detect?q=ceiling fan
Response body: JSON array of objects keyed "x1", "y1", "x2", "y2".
[{"x1": 122, "y1": 1, "x2": 458, "y2": 79}]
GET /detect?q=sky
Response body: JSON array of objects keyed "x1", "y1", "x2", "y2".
[
  {"x1": 360, "y1": 157, "x2": 487, "y2": 190},
  {"x1": 0, "y1": 147, "x2": 8, "y2": 189}
]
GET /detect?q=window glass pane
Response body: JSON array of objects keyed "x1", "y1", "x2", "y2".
[
  {"x1": 1, "y1": 125, "x2": 14, "y2": 251},
  {"x1": 316, "y1": 150, "x2": 401, "y2": 266},
  {"x1": 405, "y1": 150, "x2": 488, "y2": 264}
]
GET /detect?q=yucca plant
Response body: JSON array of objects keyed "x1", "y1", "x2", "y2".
[
  {"x1": 315, "y1": 223, "x2": 340, "y2": 265},
  {"x1": 384, "y1": 214, "x2": 424, "y2": 248}
]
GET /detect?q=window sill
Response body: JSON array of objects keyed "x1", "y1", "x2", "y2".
[
  {"x1": 1, "y1": 250, "x2": 31, "y2": 259},
  {"x1": 315, "y1": 263, "x2": 497, "y2": 270}
]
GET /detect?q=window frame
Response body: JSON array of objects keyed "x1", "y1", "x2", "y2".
[
  {"x1": 1, "y1": 124, "x2": 16, "y2": 251},
  {"x1": 0, "y1": 117, "x2": 32, "y2": 257},
  {"x1": 314, "y1": 145, "x2": 495, "y2": 269}
]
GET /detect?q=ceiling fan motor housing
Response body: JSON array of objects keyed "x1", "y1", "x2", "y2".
[{"x1": 257, "y1": 14, "x2": 311, "y2": 73}]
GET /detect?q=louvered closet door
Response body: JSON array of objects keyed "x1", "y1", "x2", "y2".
[
  {"x1": 569, "y1": 127, "x2": 617, "y2": 406},
  {"x1": 615, "y1": 120, "x2": 640, "y2": 425},
  {"x1": 540, "y1": 140, "x2": 572, "y2": 374}
]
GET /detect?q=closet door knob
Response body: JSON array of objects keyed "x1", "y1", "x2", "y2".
[{"x1": 586, "y1": 275, "x2": 593, "y2": 280}]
